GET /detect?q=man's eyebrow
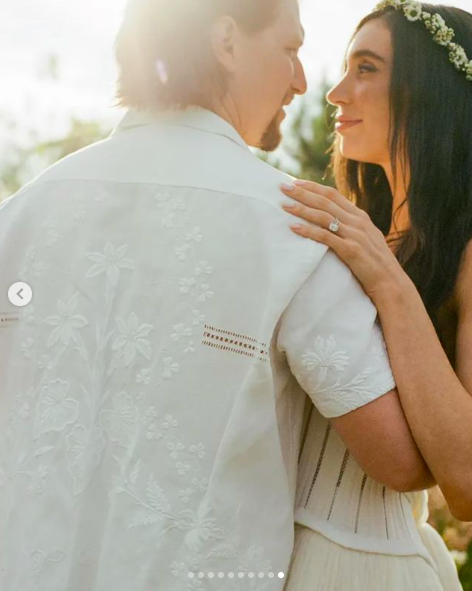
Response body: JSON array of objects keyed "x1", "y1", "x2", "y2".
[{"x1": 350, "y1": 49, "x2": 386, "y2": 63}]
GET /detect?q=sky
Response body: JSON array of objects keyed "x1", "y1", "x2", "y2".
[{"x1": 1, "y1": 0, "x2": 471, "y2": 143}]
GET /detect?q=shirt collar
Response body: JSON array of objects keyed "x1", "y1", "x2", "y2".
[{"x1": 112, "y1": 106, "x2": 250, "y2": 152}]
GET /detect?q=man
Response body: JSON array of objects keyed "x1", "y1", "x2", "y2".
[{"x1": 0, "y1": 0, "x2": 431, "y2": 589}]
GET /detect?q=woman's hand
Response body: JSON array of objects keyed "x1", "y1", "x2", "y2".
[{"x1": 280, "y1": 179, "x2": 405, "y2": 300}]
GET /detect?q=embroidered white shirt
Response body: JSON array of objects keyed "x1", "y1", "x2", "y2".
[{"x1": 0, "y1": 107, "x2": 394, "y2": 591}]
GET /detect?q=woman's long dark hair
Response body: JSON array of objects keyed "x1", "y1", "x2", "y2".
[{"x1": 333, "y1": 5, "x2": 472, "y2": 324}]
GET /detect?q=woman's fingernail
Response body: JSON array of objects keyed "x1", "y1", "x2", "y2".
[
  {"x1": 294, "y1": 180, "x2": 307, "y2": 186},
  {"x1": 280, "y1": 183, "x2": 295, "y2": 191},
  {"x1": 282, "y1": 202, "x2": 295, "y2": 209},
  {"x1": 291, "y1": 224, "x2": 302, "y2": 230}
]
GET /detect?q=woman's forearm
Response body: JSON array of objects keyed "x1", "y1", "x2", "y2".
[{"x1": 373, "y1": 274, "x2": 472, "y2": 520}]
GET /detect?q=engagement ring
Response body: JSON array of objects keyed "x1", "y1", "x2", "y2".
[{"x1": 329, "y1": 218, "x2": 340, "y2": 233}]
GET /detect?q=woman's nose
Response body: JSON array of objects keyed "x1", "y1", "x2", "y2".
[{"x1": 326, "y1": 77, "x2": 350, "y2": 106}]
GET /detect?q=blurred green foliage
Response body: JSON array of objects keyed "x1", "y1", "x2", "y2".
[
  {"x1": 460, "y1": 541, "x2": 472, "y2": 590},
  {"x1": 0, "y1": 117, "x2": 109, "y2": 200}
]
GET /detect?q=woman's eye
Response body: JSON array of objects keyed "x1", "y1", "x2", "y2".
[{"x1": 358, "y1": 63, "x2": 377, "y2": 74}]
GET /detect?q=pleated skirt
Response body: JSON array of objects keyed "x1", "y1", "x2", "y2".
[{"x1": 284, "y1": 524, "x2": 463, "y2": 591}]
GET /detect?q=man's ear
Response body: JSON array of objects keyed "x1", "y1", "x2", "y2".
[{"x1": 211, "y1": 16, "x2": 239, "y2": 74}]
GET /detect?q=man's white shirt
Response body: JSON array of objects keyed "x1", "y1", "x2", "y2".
[{"x1": 0, "y1": 107, "x2": 394, "y2": 590}]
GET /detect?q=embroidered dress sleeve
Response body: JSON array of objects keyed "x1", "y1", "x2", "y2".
[{"x1": 277, "y1": 250, "x2": 395, "y2": 418}]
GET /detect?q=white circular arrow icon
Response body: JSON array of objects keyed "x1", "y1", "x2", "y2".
[{"x1": 8, "y1": 282, "x2": 33, "y2": 307}]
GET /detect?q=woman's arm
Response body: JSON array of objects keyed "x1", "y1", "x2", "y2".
[
  {"x1": 331, "y1": 389, "x2": 436, "y2": 493},
  {"x1": 374, "y1": 254, "x2": 472, "y2": 521},
  {"x1": 280, "y1": 180, "x2": 472, "y2": 521}
]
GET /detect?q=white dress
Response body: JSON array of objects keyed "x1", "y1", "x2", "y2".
[{"x1": 284, "y1": 404, "x2": 463, "y2": 591}]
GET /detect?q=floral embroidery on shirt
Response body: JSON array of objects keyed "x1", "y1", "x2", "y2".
[
  {"x1": 86, "y1": 243, "x2": 135, "y2": 287},
  {"x1": 41, "y1": 216, "x2": 61, "y2": 247},
  {"x1": 29, "y1": 548, "x2": 66, "y2": 583},
  {"x1": 172, "y1": 323, "x2": 193, "y2": 341},
  {"x1": 100, "y1": 391, "x2": 139, "y2": 448},
  {"x1": 316, "y1": 368, "x2": 395, "y2": 416},
  {"x1": 20, "y1": 337, "x2": 34, "y2": 359},
  {"x1": 44, "y1": 293, "x2": 89, "y2": 351},
  {"x1": 34, "y1": 378, "x2": 79, "y2": 439},
  {"x1": 26, "y1": 464, "x2": 49, "y2": 496},
  {"x1": 301, "y1": 336, "x2": 350, "y2": 383},
  {"x1": 136, "y1": 368, "x2": 152, "y2": 385},
  {"x1": 109, "y1": 312, "x2": 154, "y2": 371},
  {"x1": 66, "y1": 424, "x2": 106, "y2": 496}
]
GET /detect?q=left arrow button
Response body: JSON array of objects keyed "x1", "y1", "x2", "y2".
[{"x1": 8, "y1": 282, "x2": 33, "y2": 307}]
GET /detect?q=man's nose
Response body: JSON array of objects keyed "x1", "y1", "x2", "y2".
[{"x1": 293, "y1": 57, "x2": 308, "y2": 96}]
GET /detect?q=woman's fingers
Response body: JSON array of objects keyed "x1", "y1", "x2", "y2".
[
  {"x1": 290, "y1": 223, "x2": 350, "y2": 257},
  {"x1": 282, "y1": 202, "x2": 344, "y2": 233},
  {"x1": 280, "y1": 184, "x2": 349, "y2": 222},
  {"x1": 293, "y1": 180, "x2": 359, "y2": 215}
]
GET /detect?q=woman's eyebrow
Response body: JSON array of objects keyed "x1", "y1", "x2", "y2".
[{"x1": 350, "y1": 49, "x2": 386, "y2": 63}]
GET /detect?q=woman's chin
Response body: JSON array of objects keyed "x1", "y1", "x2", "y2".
[
  {"x1": 339, "y1": 139, "x2": 358, "y2": 160},
  {"x1": 340, "y1": 145, "x2": 374, "y2": 164},
  {"x1": 340, "y1": 148, "x2": 363, "y2": 161},
  {"x1": 339, "y1": 140, "x2": 385, "y2": 166}
]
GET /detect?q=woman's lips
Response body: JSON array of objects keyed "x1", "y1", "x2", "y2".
[{"x1": 335, "y1": 120, "x2": 362, "y2": 133}]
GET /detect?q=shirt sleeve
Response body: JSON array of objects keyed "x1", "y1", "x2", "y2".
[{"x1": 277, "y1": 249, "x2": 396, "y2": 418}]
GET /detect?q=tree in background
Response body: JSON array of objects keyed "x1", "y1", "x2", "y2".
[
  {"x1": 460, "y1": 541, "x2": 472, "y2": 591},
  {"x1": 0, "y1": 117, "x2": 109, "y2": 201},
  {"x1": 0, "y1": 53, "x2": 109, "y2": 202},
  {"x1": 259, "y1": 80, "x2": 336, "y2": 185},
  {"x1": 286, "y1": 81, "x2": 337, "y2": 184}
]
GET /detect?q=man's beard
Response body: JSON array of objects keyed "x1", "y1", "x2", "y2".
[{"x1": 259, "y1": 112, "x2": 283, "y2": 152}]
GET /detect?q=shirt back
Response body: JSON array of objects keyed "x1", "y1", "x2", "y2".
[{"x1": 0, "y1": 108, "x2": 394, "y2": 591}]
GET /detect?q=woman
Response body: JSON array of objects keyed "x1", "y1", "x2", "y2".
[{"x1": 281, "y1": 2, "x2": 472, "y2": 590}]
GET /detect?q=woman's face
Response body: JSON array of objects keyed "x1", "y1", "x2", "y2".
[{"x1": 327, "y1": 18, "x2": 393, "y2": 167}]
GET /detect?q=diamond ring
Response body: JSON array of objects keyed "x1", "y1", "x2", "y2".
[{"x1": 329, "y1": 217, "x2": 340, "y2": 233}]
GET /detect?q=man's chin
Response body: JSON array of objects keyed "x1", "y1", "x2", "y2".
[{"x1": 259, "y1": 114, "x2": 283, "y2": 152}]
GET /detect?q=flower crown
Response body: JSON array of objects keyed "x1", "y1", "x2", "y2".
[{"x1": 375, "y1": 0, "x2": 472, "y2": 82}]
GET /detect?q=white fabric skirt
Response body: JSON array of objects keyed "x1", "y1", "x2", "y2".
[{"x1": 284, "y1": 524, "x2": 460, "y2": 591}]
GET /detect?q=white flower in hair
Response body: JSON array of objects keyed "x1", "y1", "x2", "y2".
[
  {"x1": 431, "y1": 14, "x2": 446, "y2": 30},
  {"x1": 404, "y1": 1, "x2": 422, "y2": 21},
  {"x1": 375, "y1": 0, "x2": 472, "y2": 83},
  {"x1": 423, "y1": 15, "x2": 434, "y2": 31},
  {"x1": 449, "y1": 44, "x2": 469, "y2": 70},
  {"x1": 466, "y1": 61, "x2": 472, "y2": 81},
  {"x1": 434, "y1": 26, "x2": 455, "y2": 46}
]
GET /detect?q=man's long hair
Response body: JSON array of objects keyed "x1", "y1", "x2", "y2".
[{"x1": 115, "y1": 0, "x2": 281, "y2": 111}]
